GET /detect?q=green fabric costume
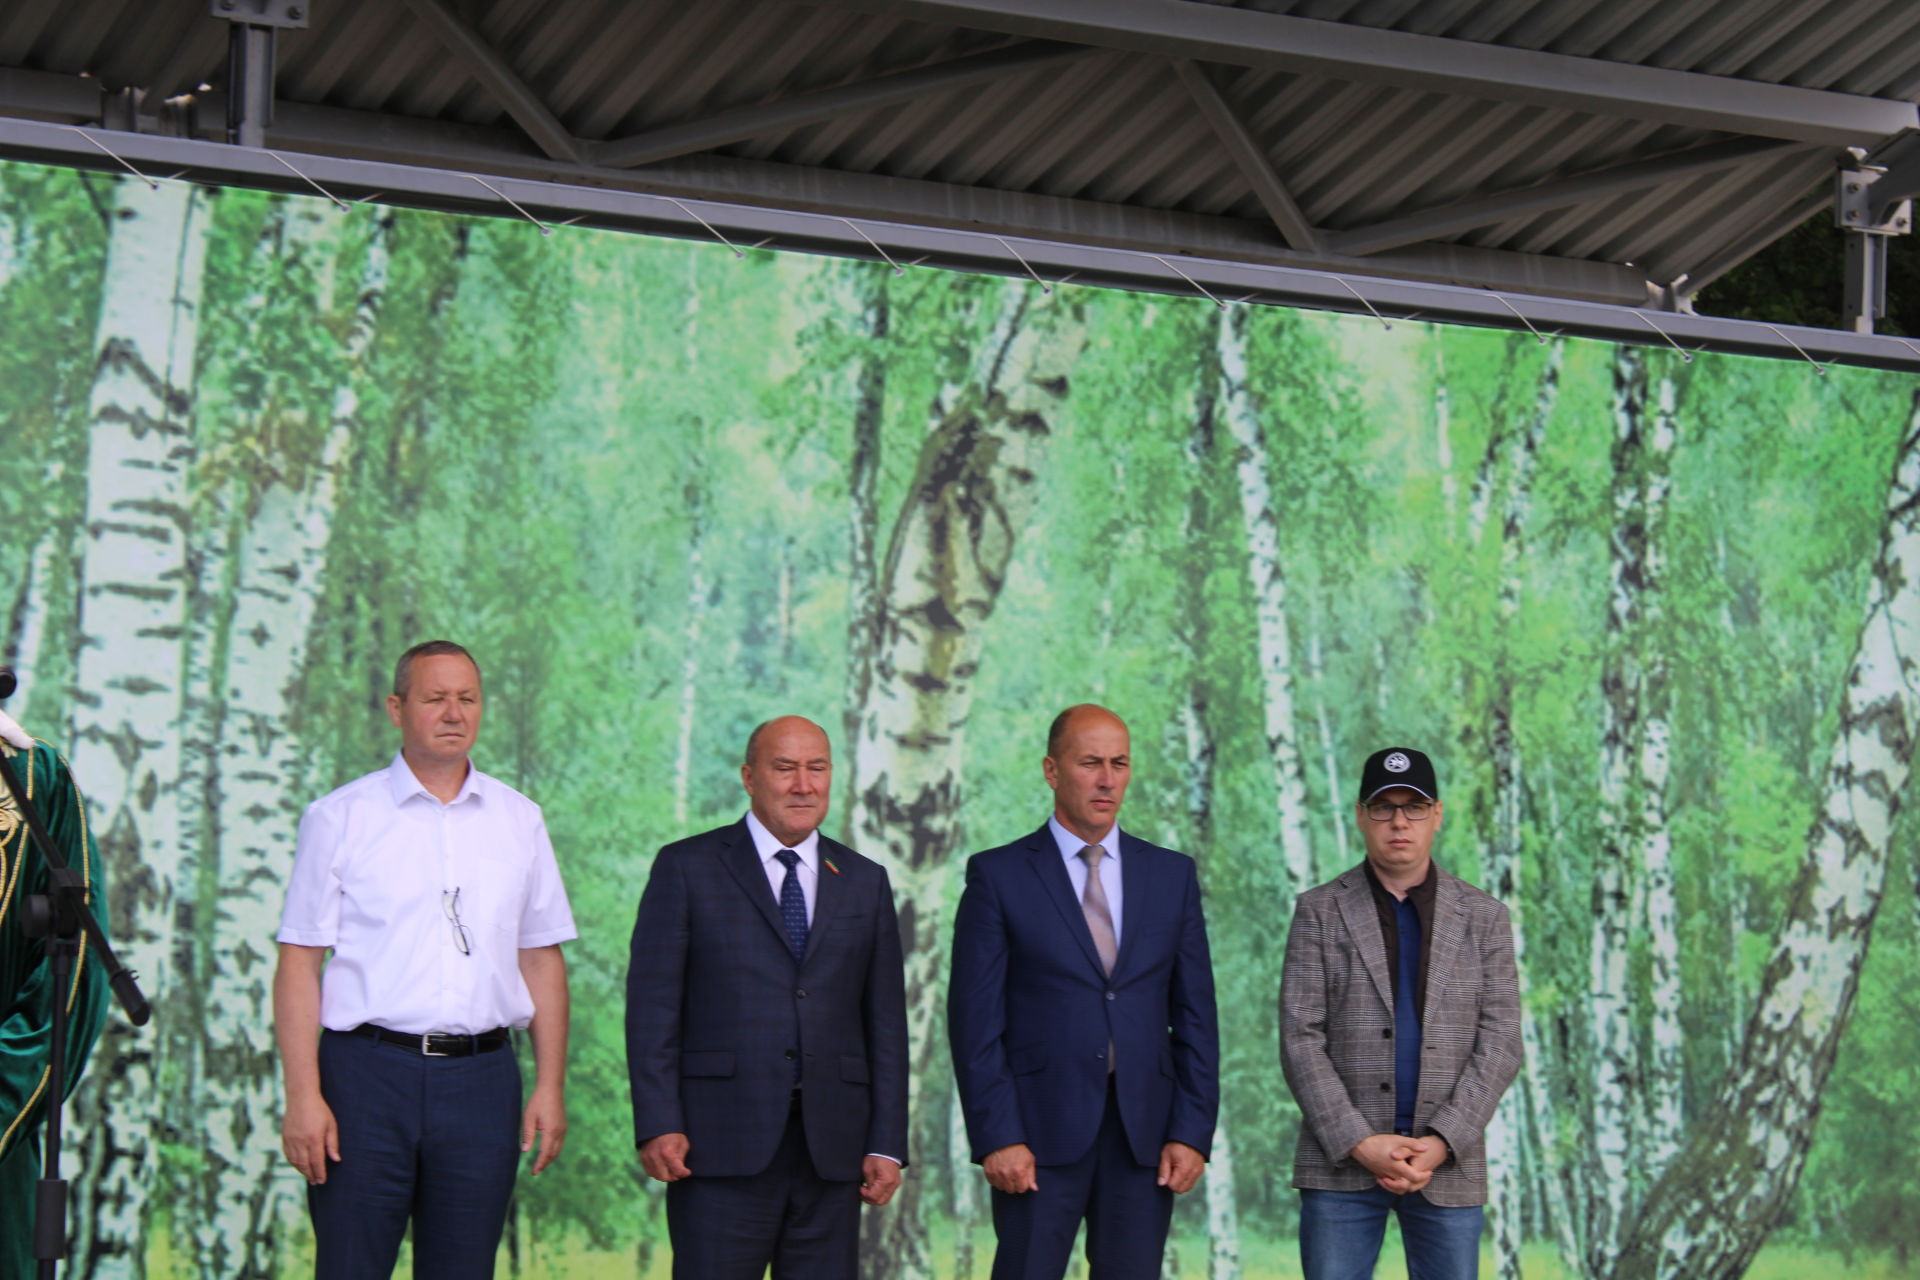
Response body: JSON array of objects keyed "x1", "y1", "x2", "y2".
[{"x1": 0, "y1": 740, "x2": 111, "y2": 1280}]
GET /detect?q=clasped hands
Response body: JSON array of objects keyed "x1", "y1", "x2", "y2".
[
  {"x1": 982, "y1": 1141, "x2": 1206, "y2": 1195},
  {"x1": 640, "y1": 1133, "x2": 903, "y2": 1205},
  {"x1": 1350, "y1": 1132, "x2": 1446, "y2": 1193}
]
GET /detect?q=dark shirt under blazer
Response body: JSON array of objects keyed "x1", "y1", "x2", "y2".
[
  {"x1": 626, "y1": 819, "x2": 909, "y2": 1180},
  {"x1": 1279, "y1": 861, "x2": 1521, "y2": 1207}
]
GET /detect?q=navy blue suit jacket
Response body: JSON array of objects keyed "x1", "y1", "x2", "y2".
[
  {"x1": 625, "y1": 819, "x2": 909, "y2": 1180},
  {"x1": 948, "y1": 825, "x2": 1219, "y2": 1168}
]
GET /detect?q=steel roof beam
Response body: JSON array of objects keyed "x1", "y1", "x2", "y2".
[
  {"x1": 1330, "y1": 136, "x2": 1812, "y2": 256},
  {"x1": 0, "y1": 68, "x2": 98, "y2": 124},
  {"x1": 1869, "y1": 129, "x2": 1920, "y2": 221},
  {"x1": 1172, "y1": 59, "x2": 1322, "y2": 254},
  {"x1": 400, "y1": 0, "x2": 582, "y2": 164},
  {"x1": 181, "y1": 93, "x2": 1647, "y2": 302},
  {"x1": 801, "y1": 0, "x2": 1919, "y2": 146},
  {"x1": 1, "y1": 114, "x2": 1912, "y2": 373},
  {"x1": 594, "y1": 39, "x2": 1095, "y2": 169}
]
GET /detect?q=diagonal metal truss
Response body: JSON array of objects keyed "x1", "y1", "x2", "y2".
[{"x1": 1, "y1": 0, "x2": 1917, "y2": 358}]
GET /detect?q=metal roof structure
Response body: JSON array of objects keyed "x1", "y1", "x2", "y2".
[{"x1": 3, "y1": 0, "x2": 1920, "y2": 369}]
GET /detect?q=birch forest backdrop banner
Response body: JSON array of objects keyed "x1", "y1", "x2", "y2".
[{"x1": 0, "y1": 160, "x2": 1917, "y2": 1280}]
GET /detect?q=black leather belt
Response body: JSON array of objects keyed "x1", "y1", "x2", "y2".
[{"x1": 355, "y1": 1024, "x2": 509, "y2": 1057}]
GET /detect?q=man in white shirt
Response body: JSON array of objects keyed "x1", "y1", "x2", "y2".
[{"x1": 273, "y1": 640, "x2": 575, "y2": 1279}]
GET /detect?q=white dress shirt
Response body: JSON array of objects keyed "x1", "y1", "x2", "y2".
[
  {"x1": 745, "y1": 809, "x2": 819, "y2": 924},
  {"x1": 277, "y1": 753, "x2": 577, "y2": 1035},
  {"x1": 1049, "y1": 814, "x2": 1123, "y2": 947}
]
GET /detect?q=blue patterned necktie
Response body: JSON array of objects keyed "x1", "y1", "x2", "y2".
[{"x1": 775, "y1": 849, "x2": 809, "y2": 963}]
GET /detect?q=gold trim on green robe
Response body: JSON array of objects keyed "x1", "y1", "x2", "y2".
[{"x1": 0, "y1": 741, "x2": 111, "y2": 1280}]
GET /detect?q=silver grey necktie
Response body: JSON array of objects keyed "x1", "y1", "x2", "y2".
[{"x1": 1079, "y1": 845, "x2": 1118, "y2": 976}]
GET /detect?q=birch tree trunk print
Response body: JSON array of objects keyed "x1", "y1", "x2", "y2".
[
  {"x1": 200, "y1": 206, "x2": 382, "y2": 1275},
  {"x1": 2, "y1": 164, "x2": 1916, "y2": 1278},
  {"x1": 5, "y1": 531, "x2": 55, "y2": 711},
  {"x1": 1216, "y1": 306, "x2": 1315, "y2": 900},
  {"x1": 1480, "y1": 343, "x2": 1571, "y2": 1280},
  {"x1": 180, "y1": 198, "x2": 290, "y2": 1272},
  {"x1": 1306, "y1": 619, "x2": 1349, "y2": 873},
  {"x1": 1612, "y1": 391, "x2": 1920, "y2": 1279},
  {"x1": 842, "y1": 267, "x2": 890, "y2": 835},
  {"x1": 1585, "y1": 346, "x2": 1679, "y2": 1274},
  {"x1": 853, "y1": 281, "x2": 1086, "y2": 1279},
  {"x1": 1179, "y1": 346, "x2": 1241, "y2": 1280},
  {"x1": 67, "y1": 176, "x2": 213, "y2": 1277}
]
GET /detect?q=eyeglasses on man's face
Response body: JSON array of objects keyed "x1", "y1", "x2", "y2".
[{"x1": 1364, "y1": 802, "x2": 1434, "y2": 823}]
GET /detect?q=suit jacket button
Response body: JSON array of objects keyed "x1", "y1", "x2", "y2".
[
  {"x1": 1380, "y1": 1082, "x2": 1391, "y2": 1092},
  {"x1": 1382, "y1": 1028, "x2": 1392, "y2": 1038},
  {"x1": 784, "y1": 1050, "x2": 796, "y2": 1060},
  {"x1": 796, "y1": 989, "x2": 807, "y2": 999},
  {"x1": 1105, "y1": 991, "x2": 1115, "y2": 1001},
  {"x1": 1095, "y1": 1050, "x2": 1105, "y2": 1059}
]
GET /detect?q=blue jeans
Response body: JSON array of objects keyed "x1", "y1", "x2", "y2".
[{"x1": 1300, "y1": 1187, "x2": 1483, "y2": 1280}]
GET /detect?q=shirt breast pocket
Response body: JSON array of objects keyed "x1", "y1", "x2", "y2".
[{"x1": 460, "y1": 860, "x2": 530, "y2": 949}]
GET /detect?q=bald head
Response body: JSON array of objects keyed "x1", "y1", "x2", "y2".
[
  {"x1": 745, "y1": 715, "x2": 828, "y2": 767},
  {"x1": 742, "y1": 716, "x2": 832, "y2": 846},
  {"x1": 1044, "y1": 705, "x2": 1131, "y2": 844},
  {"x1": 1047, "y1": 704, "x2": 1127, "y2": 757}
]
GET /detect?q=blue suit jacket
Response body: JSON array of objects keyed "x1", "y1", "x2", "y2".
[
  {"x1": 948, "y1": 824, "x2": 1219, "y2": 1167},
  {"x1": 625, "y1": 819, "x2": 909, "y2": 1180}
]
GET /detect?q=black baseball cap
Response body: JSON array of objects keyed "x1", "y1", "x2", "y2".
[{"x1": 1357, "y1": 747, "x2": 1439, "y2": 803}]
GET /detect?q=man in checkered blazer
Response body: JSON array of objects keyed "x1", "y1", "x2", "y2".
[{"x1": 1280, "y1": 747, "x2": 1521, "y2": 1280}]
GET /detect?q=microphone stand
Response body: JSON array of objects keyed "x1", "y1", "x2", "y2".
[{"x1": 0, "y1": 671, "x2": 149, "y2": 1280}]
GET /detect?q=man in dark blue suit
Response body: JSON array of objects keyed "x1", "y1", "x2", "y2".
[
  {"x1": 626, "y1": 715, "x2": 909, "y2": 1279},
  {"x1": 950, "y1": 704, "x2": 1220, "y2": 1280}
]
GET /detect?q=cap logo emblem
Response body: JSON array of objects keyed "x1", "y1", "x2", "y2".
[{"x1": 1384, "y1": 752, "x2": 1410, "y2": 773}]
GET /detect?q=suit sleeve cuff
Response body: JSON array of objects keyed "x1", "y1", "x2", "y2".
[
  {"x1": 864, "y1": 1153, "x2": 902, "y2": 1166},
  {"x1": 1423, "y1": 1105, "x2": 1478, "y2": 1154},
  {"x1": 1319, "y1": 1114, "x2": 1376, "y2": 1168}
]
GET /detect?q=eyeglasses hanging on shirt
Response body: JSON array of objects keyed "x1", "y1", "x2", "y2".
[{"x1": 443, "y1": 887, "x2": 473, "y2": 956}]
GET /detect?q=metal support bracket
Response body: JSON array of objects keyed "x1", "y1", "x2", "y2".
[
  {"x1": 213, "y1": 1, "x2": 309, "y2": 148},
  {"x1": 210, "y1": 0, "x2": 310, "y2": 29},
  {"x1": 1836, "y1": 165, "x2": 1910, "y2": 234},
  {"x1": 1836, "y1": 165, "x2": 1911, "y2": 334}
]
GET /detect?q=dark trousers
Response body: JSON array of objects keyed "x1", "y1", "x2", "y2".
[
  {"x1": 665, "y1": 1096, "x2": 861, "y2": 1280},
  {"x1": 989, "y1": 1082, "x2": 1174, "y2": 1280},
  {"x1": 307, "y1": 1028, "x2": 522, "y2": 1280}
]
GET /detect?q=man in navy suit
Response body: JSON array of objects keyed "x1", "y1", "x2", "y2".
[
  {"x1": 626, "y1": 715, "x2": 909, "y2": 1279},
  {"x1": 950, "y1": 704, "x2": 1220, "y2": 1280}
]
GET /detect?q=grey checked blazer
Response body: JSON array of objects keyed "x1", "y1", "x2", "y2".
[{"x1": 1279, "y1": 861, "x2": 1521, "y2": 1207}]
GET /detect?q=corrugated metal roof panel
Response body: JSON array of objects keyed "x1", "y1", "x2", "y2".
[{"x1": 1, "y1": 0, "x2": 1914, "y2": 321}]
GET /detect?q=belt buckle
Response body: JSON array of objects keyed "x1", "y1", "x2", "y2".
[{"x1": 421, "y1": 1033, "x2": 448, "y2": 1057}]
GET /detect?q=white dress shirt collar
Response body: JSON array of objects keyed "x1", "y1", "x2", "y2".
[
  {"x1": 744, "y1": 809, "x2": 821, "y2": 868},
  {"x1": 1048, "y1": 814, "x2": 1120, "y2": 863},
  {"x1": 387, "y1": 752, "x2": 485, "y2": 807}
]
